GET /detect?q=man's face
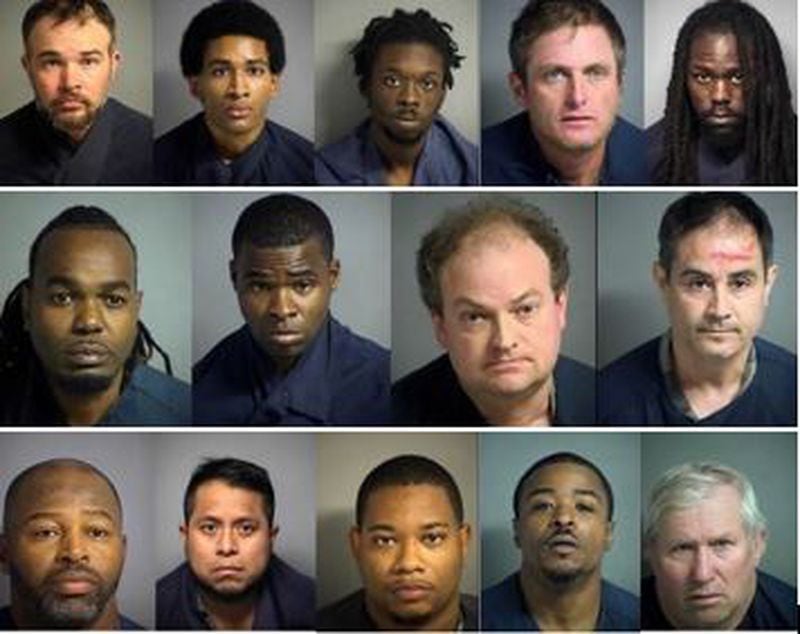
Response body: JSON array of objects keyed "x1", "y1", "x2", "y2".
[
  {"x1": 0, "y1": 465, "x2": 125, "y2": 628},
  {"x1": 189, "y1": 35, "x2": 280, "y2": 142},
  {"x1": 349, "y1": 484, "x2": 470, "y2": 629},
  {"x1": 511, "y1": 24, "x2": 620, "y2": 158},
  {"x1": 22, "y1": 15, "x2": 119, "y2": 140},
  {"x1": 182, "y1": 480, "x2": 276, "y2": 600},
  {"x1": 654, "y1": 217, "x2": 776, "y2": 365},
  {"x1": 432, "y1": 225, "x2": 567, "y2": 409},
  {"x1": 514, "y1": 462, "x2": 612, "y2": 584},
  {"x1": 366, "y1": 42, "x2": 446, "y2": 146},
  {"x1": 24, "y1": 228, "x2": 142, "y2": 396},
  {"x1": 686, "y1": 31, "x2": 746, "y2": 146},
  {"x1": 231, "y1": 237, "x2": 339, "y2": 370},
  {"x1": 647, "y1": 484, "x2": 765, "y2": 629}
]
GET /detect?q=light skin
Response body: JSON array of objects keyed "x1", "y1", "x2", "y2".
[
  {"x1": 686, "y1": 31, "x2": 746, "y2": 153},
  {"x1": 189, "y1": 35, "x2": 280, "y2": 160},
  {"x1": 647, "y1": 484, "x2": 765, "y2": 630},
  {"x1": 181, "y1": 480, "x2": 278, "y2": 630},
  {"x1": 230, "y1": 237, "x2": 339, "y2": 374},
  {"x1": 22, "y1": 228, "x2": 142, "y2": 426},
  {"x1": 653, "y1": 216, "x2": 776, "y2": 418},
  {"x1": 366, "y1": 42, "x2": 447, "y2": 186},
  {"x1": 514, "y1": 462, "x2": 613, "y2": 631},
  {"x1": 432, "y1": 224, "x2": 568, "y2": 426},
  {"x1": 0, "y1": 462, "x2": 126, "y2": 630},
  {"x1": 22, "y1": 14, "x2": 120, "y2": 143},
  {"x1": 510, "y1": 24, "x2": 621, "y2": 185},
  {"x1": 349, "y1": 484, "x2": 470, "y2": 631}
]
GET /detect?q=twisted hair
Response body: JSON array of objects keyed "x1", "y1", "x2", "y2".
[
  {"x1": 351, "y1": 8, "x2": 465, "y2": 93},
  {"x1": 656, "y1": 0, "x2": 796, "y2": 184}
]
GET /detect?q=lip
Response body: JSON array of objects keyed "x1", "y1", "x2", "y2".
[
  {"x1": 49, "y1": 573, "x2": 99, "y2": 596},
  {"x1": 485, "y1": 358, "x2": 529, "y2": 373},
  {"x1": 65, "y1": 342, "x2": 111, "y2": 366},
  {"x1": 267, "y1": 330, "x2": 303, "y2": 344},
  {"x1": 391, "y1": 582, "x2": 434, "y2": 602},
  {"x1": 212, "y1": 566, "x2": 244, "y2": 577},
  {"x1": 225, "y1": 105, "x2": 252, "y2": 119},
  {"x1": 686, "y1": 592, "x2": 724, "y2": 605}
]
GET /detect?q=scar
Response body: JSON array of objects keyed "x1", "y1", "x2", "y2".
[{"x1": 709, "y1": 237, "x2": 756, "y2": 262}]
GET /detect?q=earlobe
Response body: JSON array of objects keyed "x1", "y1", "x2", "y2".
[
  {"x1": 348, "y1": 527, "x2": 361, "y2": 558},
  {"x1": 764, "y1": 264, "x2": 778, "y2": 304},
  {"x1": 329, "y1": 259, "x2": 341, "y2": 290},
  {"x1": 508, "y1": 72, "x2": 528, "y2": 108},
  {"x1": 652, "y1": 261, "x2": 668, "y2": 291},
  {"x1": 431, "y1": 312, "x2": 447, "y2": 349},
  {"x1": 228, "y1": 260, "x2": 237, "y2": 289}
]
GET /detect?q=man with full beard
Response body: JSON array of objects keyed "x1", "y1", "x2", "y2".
[
  {"x1": 482, "y1": 452, "x2": 639, "y2": 630},
  {"x1": 156, "y1": 458, "x2": 314, "y2": 630},
  {"x1": 0, "y1": 458, "x2": 141, "y2": 629},
  {"x1": 0, "y1": 0, "x2": 152, "y2": 185}
]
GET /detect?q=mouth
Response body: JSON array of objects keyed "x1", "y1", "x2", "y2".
[
  {"x1": 702, "y1": 111, "x2": 741, "y2": 126},
  {"x1": 266, "y1": 330, "x2": 303, "y2": 345},
  {"x1": 546, "y1": 535, "x2": 579, "y2": 553},
  {"x1": 211, "y1": 566, "x2": 245, "y2": 578},
  {"x1": 391, "y1": 581, "x2": 434, "y2": 602},
  {"x1": 561, "y1": 114, "x2": 596, "y2": 126},
  {"x1": 225, "y1": 105, "x2": 253, "y2": 119},
  {"x1": 686, "y1": 591, "x2": 725, "y2": 606},
  {"x1": 697, "y1": 328, "x2": 739, "y2": 336},
  {"x1": 48, "y1": 572, "x2": 100, "y2": 596},
  {"x1": 485, "y1": 358, "x2": 530, "y2": 373},
  {"x1": 64, "y1": 342, "x2": 111, "y2": 366}
]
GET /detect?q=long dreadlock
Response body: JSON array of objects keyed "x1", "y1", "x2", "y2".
[
  {"x1": 0, "y1": 206, "x2": 173, "y2": 423},
  {"x1": 656, "y1": 0, "x2": 796, "y2": 185}
]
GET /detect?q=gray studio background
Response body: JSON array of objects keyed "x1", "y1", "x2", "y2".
[
  {"x1": 640, "y1": 432, "x2": 796, "y2": 585},
  {"x1": 0, "y1": 193, "x2": 192, "y2": 382},
  {"x1": 644, "y1": 0, "x2": 797, "y2": 127},
  {"x1": 481, "y1": 0, "x2": 644, "y2": 129},
  {"x1": 153, "y1": 0, "x2": 314, "y2": 139},
  {"x1": 0, "y1": 0, "x2": 152, "y2": 117},
  {"x1": 192, "y1": 192, "x2": 391, "y2": 363},
  {"x1": 314, "y1": 0, "x2": 479, "y2": 147},
  {"x1": 0, "y1": 433, "x2": 156, "y2": 628},
  {"x1": 481, "y1": 432, "x2": 640, "y2": 595},
  {"x1": 597, "y1": 191, "x2": 796, "y2": 367},
  {"x1": 391, "y1": 192, "x2": 596, "y2": 381},
  {"x1": 153, "y1": 432, "x2": 315, "y2": 580},
  {"x1": 316, "y1": 433, "x2": 478, "y2": 608}
]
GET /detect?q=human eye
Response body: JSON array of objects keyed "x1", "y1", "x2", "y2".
[
  {"x1": 669, "y1": 542, "x2": 694, "y2": 555},
  {"x1": 530, "y1": 499, "x2": 554, "y2": 513},
  {"x1": 209, "y1": 66, "x2": 228, "y2": 78},
  {"x1": 198, "y1": 522, "x2": 218, "y2": 536},
  {"x1": 576, "y1": 502, "x2": 596, "y2": 513},
  {"x1": 729, "y1": 275, "x2": 754, "y2": 292},
  {"x1": 247, "y1": 65, "x2": 267, "y2": 77},
  {"x1": 382, "y1": 74, "x2": 401, "y2": 88},
  {"x1": 30, "y1": 525, "x2": 61, "y2": 540},
  {"x1": 682, "y1": 275, "x2": 711, "y2": 293},
  {"x1": 293, "y1": 278, "x2": 316, "y2": 295},
  {"x1": 730, "y1": 71, "x2": 745, "y2": 85},
  {"x1": 372, "y1": 534, "x2": 396, "y2": 548},
  {"x1": 711, "y1": 538, "x2": 735, "y2": 551},
  {"x1": 49, "y1": 290, "x2": 73, "y2": 306},
  {"x1": 247, "y1": 279, "x2": 270, "y2": 293},
  {"x1": 237, "y1": 522, "x2": 258, "y2": 537},
  {"x1": 513, "y1": 302, "x2": 538, "y2": 320},
  {"x1": 459, "y1": 310, "x2": 487, "y2": 326},
  {"x1": 87, "y1": 525, "x2": 111, "y2": 540},
  {"x1": 692, "y1": 71, "x2": 712, "y2": 85},
  {"x1": 80, "y1": 56, "x2": 101, "y2": 68},
  {"x1": 585, "y1": 65, "x2": 610, "y2": 81},
  {"x1": 103, "y1": 293, "x2": 128, "y2": 308},
  {"x1": 542, "y1": 68, "x2": 568, "y2": 83},
  {"x1": 419, "y1": 76, "x2": 440, "y2": 91},
  {"x1": 421, "y1": 531, "x2": 447, "y2": 547}
]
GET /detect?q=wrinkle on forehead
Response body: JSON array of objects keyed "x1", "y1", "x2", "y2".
[{"x1": 681, "y1": 217, "x2": 762, "y2": 266}]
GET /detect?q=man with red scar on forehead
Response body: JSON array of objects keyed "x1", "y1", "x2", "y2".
[{"x1": 599, "y1": 192, "x2": 796, "y2": 425}]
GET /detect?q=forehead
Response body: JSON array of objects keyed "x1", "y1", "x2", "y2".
[
  {"x1": 236, "y1": 238, "x2": 328, "y2": 270},
  {"x1": 657, "y1": 484, "x2": 746, "y2": 540},
  {"x1": 203, "y1": 34, "x2": 269, "y2": 63},
  {"x1": 528, "y1": 23, "x2": 616, "y2": 69},
  {"x1": 689, "y1": 30, "x2": 739, "y2": 58},
  {"x1": 372, "y1": 41, "x2": 445, "y2": 71},
  {"x1": 522, "y1": 462, "x2": 607, "y2": 501},
  {"x1": 32, "y1": 228, "x2": 135, "y2": 283},
  {"x1": 191, "y1": 480, "x2": 268, "y2": 519},
  {"x1": 26, "y1": 14, "x2": 112, "y2": 51},
  {"x1": 673, "y1": 218, "x2": 763, "y2": 269},
  {"x1": 362, "y1": 484, "x2": 457, "y2": 525}
]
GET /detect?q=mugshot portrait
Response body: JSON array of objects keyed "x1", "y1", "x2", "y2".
[
  {"x1": 0, "y1": 432, "x2": 156, "y2": 629},
  {"x1": 315, "y1": 432, "x2": 478, "y2": 612},
  {"x1": 314, "y1": 0, "x2": 479, "y2": 150}
]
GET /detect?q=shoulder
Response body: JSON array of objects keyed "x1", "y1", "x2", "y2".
[
  {"x1": 752, "y1": 569, "x2": 797, "y2": 628},
  {"x1": 315, "y1": 124, "x2": 368, "y2": 185},
  {"x1": 481, "y1": 573, "x2": 532, "y2": 631},
  {"x1": 265, "y1": 119, "x2": 313, "y2": 151},
  {"x1": 106, "y1": 98, "x2": 152, "y2": 134},
  {"x1": 599, "y1": 579, "x2": 640, "y2": 629},
  {"x1": 460, "y1": 593, "x2": 479, "y2": 631},
  {"x1": 317, "y1": 589, "x2": 370, "y2": 631},
  {"x1": 754, "y1": 337, "x2": 797, "y2": 370},
  {"x1": 156, "y1": 562, "x2": 187, "y2": 595},
  {"x1": 482, "y1": 111, "x2": 529, "y2": 143},
  {"x1": 119, "y1": 615, "x2": 146, "y2": 630},
  {"x1": 268, "y1": 555, "x2": 315, "y2": 596},
  {"x1": 0, "y1": 606, "x2": 14, "y2": 628},
  {"x1": 605, "y1": 117, "x2": 648, "y2": 184},
  {"x1": 639, "y1": 576, "x2": 671, "y2": 629},
  {"x1": 260, "y1": 119, "x2": 314, "y2": 184},
  {"x1": 118, "y1": 364, "x2": 191, "y2": 425},
  {"x1": 329, "y1": 318, "x2": 389, "y2": 371},
  {"x1": 156, "y1": 114, "x2": 202, "y2": 149},
  {"x1": 0, "y1": 101, "x2": 37, "y2": 133},
  {"x1": 553, "y1": 355, "x2": 597, "y2": 425},
  {"x1": 600, "y1": 338, "x2": 661, "y2": 384},
  {"x1": 598, "y1": 338, "x2": 664, "y2": 424},
  {"x1": 193, "y1": 326, "x2": 251, "y2": 385},
  {"x1": 264, "y1": 556, "x2": 316, "y2": 628},
  {"x1": 609, "y1": 116, "x2": 645, "y2": 142}
]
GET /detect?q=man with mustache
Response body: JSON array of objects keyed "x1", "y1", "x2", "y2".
[
  {"x1": 642, "y1": 462, "x2": 796, "y2": 629},
  {"x1": 317, "y1": 454, "x2": 476, "y2": 631},
  {"x1": 0, "y1": 0, "x2": 152, "y2": 184},
  {"x1": 0, "y1": 458, "x2": 141, "y2": 629},
  {"x1": 482, "y1": 452, "x2": 638, "y2": 630},
  {"x1": 0, "y1": 205, "x2": 191, "y2": 425},
  {"x1": 192, "y1": 193, "x2": 390, "y2": 425},
  {"x1": 315, "y1": 8, "x2": 478, "y2": 186},
  {"x1": 157, "y1": 458, "x2": 314, "y2": 629},
  {"x1": 599, "y1": 192, "x2": 796, "y2": 425},
  {"x1": 648, "y1": 0, "x2": 796, "y2": 185},
  {"x1": 155, "y1": 0, "x2": 314, "y2": 185}
]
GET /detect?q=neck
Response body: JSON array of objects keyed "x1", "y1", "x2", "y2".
[
  {"x1": 519, "y1": 568, "x2": 602, "y2": 631},
  {"x1": 369, "y1": 120, "x2": 424, "y2": 185},
  {"x1": 49, "y1": 372, "x2": 124, "y2": 426},
  {"x1": 365, "y1": 593, "x2": 461, "y2": 631},
  {"x1": 199, "y1": 590, "x2": 258, "y2": 631},
  {"x1": 468, "y1": 376, "x2": 553, "y2": 427},
  {"x1": 12, "y1": 596, "x2": 120, "y2": 630},
  {"x1": 537, "y1": 135, "x2": 607, "y2": 186},
  {"x1": 205, "y1": 116, "x2": 265, "y2": 160}
]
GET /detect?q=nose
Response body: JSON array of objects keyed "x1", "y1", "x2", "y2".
[
  {"x1": 268, "y1": 287, "x2": 298, "y2": 321},
  {"x1": 72, "y1": 299, "x2": 103, "y2": 334},
  {"x1": 391, "y1": 538, "x2": 425, "y2": 574},
  {"x1": 397, "y1": 79, "x2": 420, "y2": 106},
  {"x1": 711, "y1": 78, "x2": 732, "y2": 105},
  {"x1": 706, "y1": 286, "x2": 732, "y2": 322},
  {"x1": 566, "y1": 75, "x2": 588, "y2": 108},
  {"x1": 490, "y1": 313, "x2": 518, "y2": 354},
  {"x1": 689, "y1": 547, "x2": 714, "y2": 584},
  {"x1": 552, "y1": 501, "x2": 575, "y2": 528},
  {"x1": 57, "y1": 527, "x2": 88, "y2": 564},
  {"x1": 215, "y1": 527, "x2": 239, "y2": 556},
  {"x1": 59, "y1": 61, "x2": 82, "y2": 92},
  {"x1": 226, "y1": 69, "x2": 250, "y2": 98}
]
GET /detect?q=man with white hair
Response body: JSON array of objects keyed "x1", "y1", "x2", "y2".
[{"x1": 642, "y1": 462, "x2": 795, "y2": 630}]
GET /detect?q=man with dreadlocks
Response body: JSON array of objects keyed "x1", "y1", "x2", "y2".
[
  {"x1": 315, "y1": 8, "x2": 478, "y2": 186},
  {"x1": 0, "y1": 206, "x2": 191, "y2": 425},
  {"x1": 648, "y1": 0, "x2": 796, "y2": 185}
]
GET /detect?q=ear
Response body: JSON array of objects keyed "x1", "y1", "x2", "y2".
[
  {"x1": 328, "y1": 258, "x2": 341, "y2": 290},
  {"x1": 508, "y1": 71, "x2": 528, "y2": 109},
  {"x1": 21, "y1": 283, "x2": 31, "y2": 331},
  {"x1": 512, "y1": 518, "x2": 521, "y2": 549},
  {"x1": 229, "y1": 259, "x2": 238, "y2": 289},
  {"x1": 604, "y1": 519, "x2": 615, "y2": 552},
  {"x1": 457, "y1": 522, "x2": 471, "y2": 559},
  {"x1": 120, "y1": 533, "x2": 127, "y2": 564},
  {"x1": 555, "y1": 286, "x2": 569, "y2": 331},
  {"x1": 188, "y1": 77, "x2": 201, "y2": 100},
  {"x1": 652, "y1": 261, "x2": 669, "y2": 293},
  {"x1": 110, "y1": 48, "x2": 121, "y2": 80},
  {"x1": 179, "y1": 523, "x2": 188, "y2": 545},
  {"x1": 21, "y1": 54, "x2": 29, "y2": 74},
  {"x1": 0, "y1": 533, "x2": 9, "y2": 575},
  {"x1": 133, "y1": 290, "x2": 143, "y2": 320},
  {"x1": 269, "y1": 72, "x2": 282, "y2": 98},
  {"x1": 348, "y1": 526, "x2": 361, "y2": 559},
  {"x1": 751, "y1": 528, "x2": 767, "y2": 565},
  {"x1": 431, "y1": 311, "x2": 448, "y2": 350},
  {"x1": 763, "y1": 264, "x2": 778, "y2": 305}
]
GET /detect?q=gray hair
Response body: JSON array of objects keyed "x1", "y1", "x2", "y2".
[{"x1": 644, "y1": 462, "x2": 766, "y2": 545}]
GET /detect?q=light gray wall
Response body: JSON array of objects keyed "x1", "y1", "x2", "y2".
[
  {"x1": 480, "y1": 432, "x2": 640, "y2": 595},
  {"x1": 640, "y1": 432, "x2": 796, "y2": 586},
  {"x1": 192, "y1": 192, "x2": 391, "y2": 363},
  {"x1": 153, "y1": 432, "x2": 315, "y2": 580},
  {"x1": 391, "y1": 192, "x2": 596, "y2": 381},
  {"x1": 0, "y1": 433, "x2": 156, "y2": 629},
  {"x1": 481, "y1": 0, "x2": 644, "y2": 129},
  {"x1": 644, "y1": 0, "x2": 797, "y2": 127},
  {"x1": 153, "y1": 0, "x2": 314, "y2": 139},
  {"x1": 0, "y1": 193, "x2": 192, "y2": 382},
  {"x1": 315, "y1": 433, "x2": 478, "y2": 608},
  {"x1": 314, "y1": 0, "x2": 479, "y2": 146},
  {"x1": 0, "y1": 0, "x2": 152, "y2": 117},
  {"x1": 597, "y1": 191, "x2": 796, "y2": 367}
]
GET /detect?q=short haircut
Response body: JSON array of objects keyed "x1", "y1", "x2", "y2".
[
  {"x1": 512, "y1": 452, "x2": 615, "y2": 520},
  {"x1": 23, "y1": 0, "x2": 116, "y2": 47},
  {"x1": 183, "y1": 457, "x2": 276, "y2": 525},
  {"x1": 644, "y1": 462, "x2": 767, "y2": 545},
  {"x1": 657, "y1": 192, "x2": 774, "y2": 276},
  {"x1": 509, "y1": 0, "x2": 626, "y2": 82},
  {"x1": 417, "y1": 197, "x2": 569, "y2": 315},
  {"x1": 179, "y1": 0, "x2": 285, "y2": 77},
  {"x1": 3, "y1": 458, "x2": 123, "y2": 533},
  {"x1": 355, "y1": 455, "x2": 464, "y2": 527},
  {"x1": 351, "y1": 8, "x2": 465, "y2": 93},
  {"x1": 231, "y1": 193, "x2": 334, "y2": 262}
]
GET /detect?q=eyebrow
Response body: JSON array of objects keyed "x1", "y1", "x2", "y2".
[
  {"x1": 207, "y1": 58, "x2": 269, "y2": 67},
  {"x1": 43, "y1": 276, "x2": 132, "y2": 292},
  {"x1": 37, "y1": 48, "x2": 104, "y2": 59},
  {"x1": 23, "y1": 509, "x2": 117, "y2": 524},
  {"x1": 452, "y1": 290, "x2": 539, "y2": 310},
  {"x1": 365, "y1": 521, "x2": 451, "y2": 532},
  {"x1": 678, "y1": 267, "x2": 757, "y2": 279},
  {"x1": 243, "y1": 267, "x2": 318, "y2": 279},
  {"x1": 525, "y1": 487, "x2": 602, "y2": 501}
]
